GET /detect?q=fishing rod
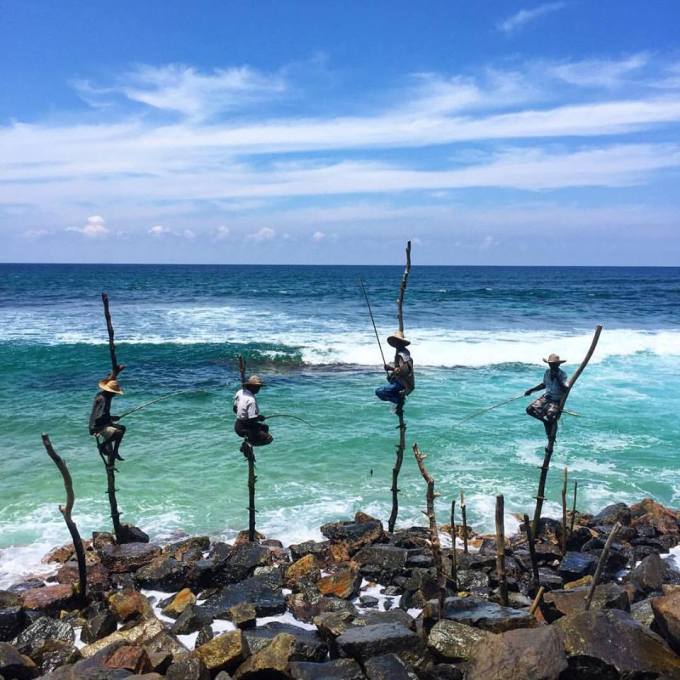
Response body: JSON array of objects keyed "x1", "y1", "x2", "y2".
[
  {"x1": 359, "y1": 277, "x2": 388, "y2": 373},
  {"x1": 117, "y1": 388, "x2": 199, "y2": 420},
  {"x1": 457, "y1": 393, "x2": 581, "y2": 425},
  {"x1": 263, "y1": 413, "x2": 315, "y2": 427}
]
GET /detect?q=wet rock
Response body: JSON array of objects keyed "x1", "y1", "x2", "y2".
[
  {"x1": 31, "y1": 639, "x2": 81, "y2": 674},
  {"x1": 557, "y1": 608, "x2": 680, "y2": 677},
  {"x1": 406, "y1": 552, "x2": 434, "y2": 569},
  {"x1": 630, "y1": 498, "x2": 680, "y2": 535},
  {"x1": 0, "y1": 606, "x2": 25, "y2": 642},
  {"x1": 455, "y1": 569, "x2": 490, "y2": 593},
  {"x1": 244, "y1": 622, "x2": 328, "y2": 662},
  {"x1": 14, "y1": 616, "x2": 74, "y2": 655},
  {"x1": 233, "y1": 631, "x2": 295, "y2": 678},
  {"x1": 100, "y1": 543, "x2": 161, "y2": 573},
  {"x1": 364, "y1": 653, "x2": 417, "y2": 679},
  {"x1": 466, "y1": 625, "x2": 567, "y2": 680},
  {"x1": 314, "y1": 610, "x2": 357, "y2": 642},
  {"x1": 289, "y1": 541, "x2": 331, "y2": 563},
  {"x1": 172, "y1": 603, "x2": 213, "y2": 635},
  {"x1": 536, "y1": 568, "x2": 563, "y2": 591},
  {"x1": 0, "y1": 641, "x2": 37, "y2": 680},
  {"x1": 336, "y1": 622, "x2": 423, "y2": 664},
  {"x1": 317, "y1": 566, "x2": 362, "y2": 600},
  {"x1": 108, "y1": 590, "x2": 154, "y2": 623},
  {"x1": 354, "y1": 545, "x2": 408, "y2": 578},
  {"x1": 558, "y1": 551, "x2": 597, "y2": 581},
  {"x1": 565, "y1": 526, "x2": 594, "y2": 551},
  {"x1": 202, "y1": 574, "x2": 286, "y2": 618},
  {"x1": 56, "y1": 561, "x2": 111, "y2": 591},
  {"x1": 424, "y1": 596, "x2": 534, "y2": 633},
  {"x1": 631, "y1": 598, "x2": 655, "y2": 626},
  {"x1": 631, "y1": 552, "x2": 666, "y2": 594},
  {"x1": 541, "y1": 582, "x2": 630, "y2": 622},
  {"x1": 328, "y1": 543, "x2": 351, "y2": 564},
  {"x1": 427, "y1": 619, "x2": 494, "y2": 662},
  {"x1": 359, "y1": 595, "x2": 379, "y2": 608},
  {"x1": 289, "y1": 658, "x2": 364, "y2": 679},
  {"x1": 0, "y1": 591, "x2": 21, "y2": 609},
  {"x1": 364, "y1": 608, "x2": 415, "y2": 629},
  {"x1": 162, "y1": 536, "x2": 210, "y2": 562},
  {"x1": 161, "y1": 588, "x2": 196, "y2": 619},
  {"x1": 593, "y1": 502, "x2": 631, "y2": 526},
  {"x1": 104, "y1": 644, "x2": 151, "y2": 674},
  {"x1": 81, "y1": 609, "x2": 118, "y2": 644},
  {"x1": 219, "y1": 543, "x2": 272, "y2": 584},
  {"x1": 20, "y1": 584, "x2": 78, "y2": 615},
  {"x1": 80, "y1": 617, "x2": 165, "y2": 658},
  {"x1": 142, "y1": 630, "x2": 188, "y2": 673},
  {"x1": 652, "y1": 590, "x2": 680, "y2": 653},
  {"x1": 195, "y1": 630, "x2": 248, "y2": 674},
  {"x1": 135, "y1": 557, "x2": 189, "y2": 591},
  {"x1": 165, "y1": 654, "x2": 211, "y2": 680},
  {"x1": 320, "y1": 520, "x2": 385, "y2": 555},
  {"x1": 285, "y1": 555, "x2": 321, "y2": 589},
  {"x1": 196, "y1": 625, "x2": 213, "y2": 647}
]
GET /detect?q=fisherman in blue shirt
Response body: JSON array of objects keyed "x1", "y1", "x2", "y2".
[
  {"x1": 375, "y1": 330, "x2": 415, "y2": 414},
  {"x1": 525, "y1": 353, "x2": 569, "y2": 435}
]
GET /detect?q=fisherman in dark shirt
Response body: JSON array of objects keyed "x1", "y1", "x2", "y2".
[
  {"x1": 525, "y1": 353, "x2": 569, "y2": 435},
  {"x1": 375, "y1": 330, "x2": 415, "y2": 413},
  {"x1": 89, "y1": 377, "x2": 126, "y2": 461},
  {"x1": 233, "y1": 375, "x2": 273, "y2": 450}
]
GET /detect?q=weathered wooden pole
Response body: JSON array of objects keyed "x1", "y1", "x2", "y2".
[
  {"x1": 42, "y1": 434, "x2": 87, "y2": 602},
  {"x1": 584, "y1": 522, "x2": 621, "y2": 610},
  {"x1": 101, "y1": 292, "x2": 125, "y2": 379},
  {"x1": 495, "y1": 495, "x2": 509, "y2": 607},
  {"x1": 237, "y1": 354, "x2": 257, "y2": 542},
  {"x1": 570, "y1": 480, "x2": 578, "y2": 534},
  {"x1": 561, "y1": 467, "x2": 568, "y2": 555},
  {"x1": 449, "y1": 499, "x2": 458, "y2": 591},
  {"x1": 387, "y1": 241, "x2": 411, "y2": 534},
  {"x1": 460, "y1": 491, "x2": 469, "y2": 554},
  {"x1": 529, "y1": 586, "x2": 545, "y2": 617},
  {"x1": 533, "y1": 325, "x2": 603, "y2": 535},
  {"x1": 523, "y1": 513, "x2": 540, "y2": 587},
  {"x1": 413, "y1": 443, "x2": 446, "y2": 620}
]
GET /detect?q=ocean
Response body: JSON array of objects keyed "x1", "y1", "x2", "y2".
[{"x1": 1, "y1": 263, "x2": 679, "y2": 587}]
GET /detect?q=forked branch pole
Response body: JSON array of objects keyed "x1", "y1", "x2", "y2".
[
  {"x1": 396, "y1": 240, "x2": 412, "y2": 333},
  {"x1": 533, "y1": 325, "x2": 603, "y2": 534},
  {"x1": 101, "y1": 293, "x2": 124, "y2": 378},
  {"x1": 413, "y1": 443, "x2": 446, "y2": 620},
  {"x1": 42, "y1": 434, "x2": 87, "y2": 601}
]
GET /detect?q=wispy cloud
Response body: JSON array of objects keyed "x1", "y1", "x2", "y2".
[
  {"x1": 547, "y1": 53, "x2": 650, "y2": 88},
  {"x1": 66, "y1": 215, "x2": 110, "y2": 238},
  {"x1": 148, "y1": 224, "x2": 171, "y2": 237},
  {"x1": 312, "y1": 230, "x2": 326, "y2": 242},
  {"x1": 247, "y1": 227, "x2": 276, "y2": 241},
  {"x1": 498, "y1": 2, "x2": 566, "y2": 35},
  {"x1": 213, "y1": 225, "x2": 231, "y2": 241}
]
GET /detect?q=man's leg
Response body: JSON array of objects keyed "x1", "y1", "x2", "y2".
[
  {"x1": 543, "y1": 402, "x2": 560, "y2": 438},
  {"x1": 111, "y1": 425, "x2": 126, "y2": 461},
  {"x1": 253, "y1": 423, "x2": 273, "y2": 446},
  {"x1": 375, "y1": 382, "x2": 403, "y2": 404},
  {"x1": 526, "y1": 396, "x2": 547, "y2": 421}
]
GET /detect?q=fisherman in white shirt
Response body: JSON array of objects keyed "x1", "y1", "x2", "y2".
[{"x1": 233, "y1": 375, "x2": 273, "y2": 449}]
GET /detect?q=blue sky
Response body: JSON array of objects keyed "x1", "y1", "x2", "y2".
[{"x1": 1, "y1": 0, "x2": 679, "y2": 264}]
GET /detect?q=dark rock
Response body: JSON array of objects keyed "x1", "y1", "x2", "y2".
[
  {"x1": 557, "y1": 608, "x2": 680, "y2": 677},
  {"x1": 228, "y1": 602, "x2": 257, "y2": 629},
  {"x1": 0, "y1": 641, "x2": 36, "y2": 680},
  {"x1": 171, "y1": 604, "x2": 213, "y2": 635},
  {"x1": 651, "y1": 590, "x2": 680, "y2": 653},
  {"x1": 631, "y1": 552, "x2": 665, "y2": 594},
  {"x1": 420, "y1": 662, "x2": 463, "y2": 680},
  {"x1": 142, "y1": 630, "x2": 188, "y2": 673},
  {"x1": 558, "y1": 551, "x2": 597, "y2": 581},
  {"x1": 202, "y1": 574, "x2": 286, "y2": 618},
  {"x1": 160, "y1": 588, "x2": 196, "y2": 618},
  {"x1": 196, "y1": 625, "x2": 213, "y2": 647},
  {"x1": 289, "y1": 541, "x2": 331, "y2": 563},
  {"x1": 243, "y1": 622, "x2": 328, "y2": 661},
  {"x1": 233, "y1": 631, "x2": 295, "y2": 678},
  {"x1": 100, "y1": 543, "x2": 161, "y2": 573},
  {"x1": 354, "y1": 545, "x2": 408, "y2": 578},
  {"x1": 406, "y1": 551, "x2": 434, "y2": 569},
  {"x1": 536, "y1": 568, "x2": 563, "y2": 591},
  {"x1": 0, "y1": 592, "x2": 21, "y2": 608},
  {"x1": 631, "y1": 598, "x2": 655, "y2": 627},
  {"x1": 363, "y1": 608, "x2": 415, "y2": 630},
  {"x1": 215, "y1": 543, "x2": 272, "y2": 585},
  {"x1": 57, "y1": 562, "x2": 111, "y2": 591},
  {"x1": 541, "y1": 582, "x2": 629, "y2": 622},
  {"x1": 535, "y1": 517, "x2": 564, "y2": 543},
  {"x1": 0, "y1": 607, "x2": 25, "y2": 642},
  {"x1": 7, "y1": 580, "x2": 44, "y2": 594},
  {"x1": 336, "y1": 622, "x2": 423, "y2": 664},
  {"x1": 81, "y1": 610, "x2": 118, "y2": 644},
  {"x1": 20, "y1": 584, "x2": 78, "y2": 615},
  {"x1": 565, "y1": 526, "x2": 594, "y2": 551},
  {"x1": 289, "y1": 658, "x2": 364, "y2": 679},
  {"x1": 466, "y1": 625, "x2": 567, "y2": 680},
  {"x1": 427, "y1": 619, "x2": 494, "y2": 662},
  {"x1": 14, "y1": 616, "x2": 74, "y2": 655},
  {"x1": 455, "y1": 569, "x2": 490, "y2": 593},
  {"x1": 165, "y1": 654, "x2": 211, "y2": 680},
  {"x1": 364, "y1": 653, "x2": 417, "y2": 679},
  {"x1": 593, "y1": 502, "x2": 631, "y2": 526},
  {"x1": 162, "y1": 536, "x2": 210, "y2": 561},
  {"x1": 425, "y1": 596, "x2": 534, "y2": 633},
  {"x1": 359, "y1": 596, "x2": 379, "y2": 608},
  {"x1": 630, "y1": 498, "x2": 680, "y2": 535},
  {"x1": 104, "y1": 644, "x2": 152, "y2": 674},
  {"x1": 135, "y1": 557, "x2": 189, "y2": 591},
  {"x1": 320, "y1": 520, "x2": 385, "y2": 554},
  {"x1": 30, "y1": 639, "x2": 80, "y2": 674}
]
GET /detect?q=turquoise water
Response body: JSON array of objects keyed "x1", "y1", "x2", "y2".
[{"x1": 1, "y1": 264, "x2": 679, "y2": 585}]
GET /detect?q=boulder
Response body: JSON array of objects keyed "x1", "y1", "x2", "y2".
[
  {"x1": 243, "y1": 622, "x2": 328, "y2": 662},
  {"x1": 336, "y1": 622, "x2": 423, "y2": 664},
  {"x1": 320, "y1": 520, "x2": 385, "y2": 554},
  {"x1": 0, "y1": 591, "x2": 21, "y2": 608},
  {"x1": 289, "y1": 658, "x2": 364, "y2": 679},
  {"x1": 541, "y1": 582, "x2": 630, "y2": 622},
  {"x1": 20, "y1": 584, "x2": 78, "y2": 614},
  {"x1": 558, "y1": 551, "x2": 597, "y2": 581},
  {"x1": 220, "y1": 543, "x2": 273, "y2": 584},
  {"x1": 80, "y1": 617, "x2": 165, "y2": 658},
  {"x1": 142, "y1": 630, "x2": 188, "y2": 673},
  {"x1": 557, "y1": 608, "x2": 680, "y2": 677},
  {"x1": 100, "y1": 543, "x2": 161, "y2": 573},
  {"x1": 195, "y1": 630, "x2": 248, "y2": 673},
  {"x1": 108, "y1": 590, "x2": 154, "y2": 623},
  {"x1": 631, "y1": 552, "x2": 666, "y2": 594},
  {"x1": 165, "y1": 654, "x2": 211, "y2": 680},
  {"x1": 0, "y1": 641, "x2": 37, "y2": 680},
  {"x1": 354, "y1": 545, "x2": 408, "y2": 578},
  {"x1": 171, "y1": 604, "x2": 213, "y2": 635},
  {"x1": 466, "y1": 625, "x2": 567, "y2": 680},
  {"x1": 593, "y1": 502, "x2": 631, "y2": 526},
  {"x1": 228, "y1": 602, "x2": 257, "y2": 630},
  {"x1": 565, "y1": 526, "x2": 594, "y2": 551},
  {"x1": 359, "y1": 595, "x2": 379, "y2": 608},
  {"x1": 285, "y1": 555, "x2": 321, "y2": 589},
  {"x1": 631, "y1": 598, "x2": 655, "y2": 626},
  {"x1": 0, "y1": 606, "x2": 25, "y2": 642},
  {"x1": 161, "y1": 588, "x2": 196, "y2": 619},
  {"x1": 289, "y1": 541, "x2": 331, "y2": 563},
  {"x1": 14, "y1": 616, "x2": 74, "y2": 655},
  {"x1": 631, "y1": 498, "x2": 680, "y2": 535},
  {"x1": 425, "y1": 596, "x2": 534, "y2": 633},
  {"x1": 162, "y1": 536, "x2": 210, "y2": 562},
  {"x1": 104, "y1": 644, "x2": 152, "y2": 674},
  {"x1": 233, "y1": 632, "x2": 296, "y2": 678},
  {"x1": 427, "y1": 619, "x2": 495, "y2": 662},
  {"x1": 317, "y1": 566, "x2": 362, "y2": 600},
  {"x1": 29, "y1": 639, "x2": 81, "y2": 675},
  {"x1": 364, "y1": 653, "x2": 417, "y2": 679},
  {"x1": 135, "y1": 557, "x2": 189, "y2": 591},
  {"x1": 652, "y1": 590, "x2": 680, "y2": 654},
  {"x1": 81, "y1": 609, "x2": 118, "y2": 644},
  {"x1": 56, "y1": 561, "x2": 111, "y2": 591},
  {"x1": 202, "y1": 574, "x2": 286, "y2": 618}
]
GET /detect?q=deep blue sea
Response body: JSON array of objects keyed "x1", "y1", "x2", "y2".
[{"x1": 1, "y1": 264, "x2": 679, "y2": 586}]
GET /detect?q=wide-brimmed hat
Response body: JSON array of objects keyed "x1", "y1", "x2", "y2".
[
  {"x1": 543, "y1": 353, "x2": 566, "y2": 365},
  {"x1": 98, "y1": 377, "x2": 124, "y2": 395},
  {"x1": 387, "y1": 330, "x2": 410, "y2": 347},
  {"x1": 245, "y1": 375, "x2": 264, "y2": 387}
]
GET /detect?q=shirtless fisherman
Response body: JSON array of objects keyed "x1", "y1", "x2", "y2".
[
  {"x1": 233, "y1": 375, "x2": 273, "y2": 450},
  {"x1": 525, "y1": 353, "x2": 569, "y2": 435},
  {"x1": 375, "y1": 330, "x2": 415, "y2": 413}
]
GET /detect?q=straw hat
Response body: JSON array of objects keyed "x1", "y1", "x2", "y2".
[
  {"x1": 543, "y1": 353, "x2": 566, "y2": 365},
  {"x1": 245, "y1": 375, "x2": 264, "y2": 387},
  {"x1": 387, "y1": 330, "x2": 410, "y2": 347},
  {"x1": 98, "y1": 377, "x2": 124, "y2": 394}
]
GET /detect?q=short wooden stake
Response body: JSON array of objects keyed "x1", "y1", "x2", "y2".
[
  {"x1": 495, "y1": 495, "x2": 509, "y2": 607},
  {"x1": 449, "y1": 499, "x2": 458, "y2": 591},
  {"x1": 570, "y1": 480, "x2": 578, "y2": 534},
  {"x1": 529, "y1": 586, "x2": 545, "y2": 617},
  {"x1": 523, "y1": 513, "x2": 540, "y2": 587},
  {"x1": 561, "y1": 467, "x2": 568, "y2": 555},
  {"x1": 584, "y1": 521, "x2": 621, "y2": 610},
  {"x1": 460, "y1": 491, "x2": 469, "y2": 554}
]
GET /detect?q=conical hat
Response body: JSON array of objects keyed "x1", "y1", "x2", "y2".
[
  {"x1": 245, "y1": 375, "x2": 264, "y2": 387},
  {"x1": 98, "y1": 377, "x2": 124, "y2": 394},
  {"x1": 387, "y1": 330, "x2": 410, "y2": 347},
  {"x1": 543, "y1": 353, "x2": 566, "y2": 365}
]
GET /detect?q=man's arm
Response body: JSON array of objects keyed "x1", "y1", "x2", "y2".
[{"x1": 525, "y1": 382, "x2": 545, "y2": 396}]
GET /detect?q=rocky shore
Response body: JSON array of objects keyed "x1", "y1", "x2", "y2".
[{"x1": 1, "y1": 498, "x2": 680, "y2": 679}]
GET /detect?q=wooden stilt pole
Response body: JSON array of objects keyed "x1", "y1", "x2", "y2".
[
  {"x1": 246, "y1": 443, "x2": 257, "y2": 542},
  {"x1": 495, "y1": 495, "x2": 509, "y2": 607},
  {"x1": 570, "y1": 480, "x2": 578, "y2": 534},
  {"x1": 584, "y1": 522, "x2": 621, "y2": 610},
  {"x1": 523, "y1": 513, "x2": 540, "y2": 587},
  {"x1": 460, "y1": 491, "x2": 469, "y2": 554},
  {"x1": 449, "y1": 499, "x2": 458, "y2": 591},
  {"x1": 561, "y1": 467, "x2": 568, "y2": 555},
  {"x1": 42, "y1": 434, "x2": 87, "y2": 603}
]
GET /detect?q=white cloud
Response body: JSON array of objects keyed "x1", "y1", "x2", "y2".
[
  {"x1": 22, "y1": 228, "x2": 48, "y2": 240},
  {"x1": 547, "y1": 53, "x2": 649, "y2": 89},
  {"x1": 213, "y1": 225, "x2": 231, "y2": 241},
  {"x1": 183, "y1": 228, "x2": 196, "y2": 240},
  {"x1": 312, "y1": 230, "x2": 326, "y2": 242},
  {"x1": 247, "y1": 227, "x2": 275, "y2": 241},
  {"x1": 66, "y1": 215, "x2": 110, "y2": 238},
  {"x1": 498, "y1": 2, "x2": 566, "y2": 35},
  {"x1": 148, "y1": 224, "x2": 171, "y2": 237}
]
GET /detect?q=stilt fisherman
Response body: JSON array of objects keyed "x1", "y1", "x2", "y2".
[
  {"x1": 89, "y1": 376, "x2": 126, "y2": 461},
  {"x1": 233, "y1": 375, "x2": 273, "y2": 450},
  {"x1": 525, "y1": 353, "x2": 568, "y2": 435},
  {"x1": 375, "y1": 330, "x2": 415, "y2": 412}
]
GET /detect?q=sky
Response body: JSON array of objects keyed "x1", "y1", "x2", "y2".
[{"x1": 1, "y1": 1, "x2": 680, "y2": 265}]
